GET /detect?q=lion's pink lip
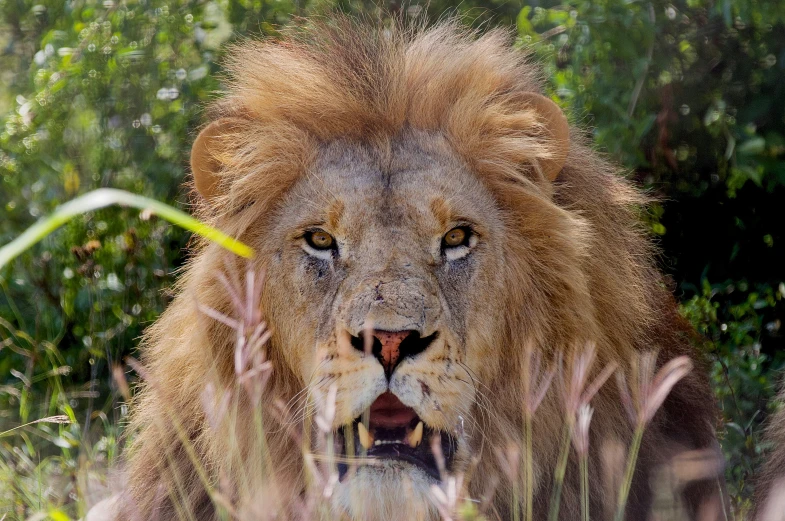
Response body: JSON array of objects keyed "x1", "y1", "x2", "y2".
[{"x1": 369, "y1": 392, "x2": 418, "y2": 428}]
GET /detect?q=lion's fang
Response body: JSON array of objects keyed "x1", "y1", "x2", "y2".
[
  {"x1": 358, "y1": 422, "x2": 373, "y2": 449},
  {"x1": 408, "y1": 421, "x2": 423, "y2": 448}
]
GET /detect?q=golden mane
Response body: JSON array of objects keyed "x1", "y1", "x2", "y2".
[
  {"x1": 116, "y1": 15, "x2": 723, "y2": 521},
  {"x1": 199, "y1": 18, "x2": 562, "y2": 216}
]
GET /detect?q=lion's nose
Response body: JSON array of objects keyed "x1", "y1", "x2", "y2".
[
  {"x1": 354, "y1": 329, "x2": 437, "y2": 379},
  {"x1": 349, "y1": 329, "x2": 439, "y2": 378},
  {"x1": 373, "y1": 330, "x2": 411, "y2": 376}
]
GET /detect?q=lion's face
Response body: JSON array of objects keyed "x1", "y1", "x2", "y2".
[{"x1": 262, "y1": 130, "x2": 507, "y2": 513}]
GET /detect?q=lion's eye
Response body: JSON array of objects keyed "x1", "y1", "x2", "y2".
[
  {"x1": 443, "y1": 227, "x2": 469, "y2": 248},
  {"x1": 305, "y1": 230, "x2": 335, "y2": 250}
]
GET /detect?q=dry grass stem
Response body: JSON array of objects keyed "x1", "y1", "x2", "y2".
[
  {"x1": 614, "y1": 352, "x2": 694, "y2": 521},
  {"x1": 572, "y1": 404, "x2": 593, "y2": 457},
  {"x1": 548, "y1": 343, "x2": 617, "y2": 521}
]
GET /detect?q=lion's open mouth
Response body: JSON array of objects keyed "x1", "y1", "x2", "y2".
[{"x1": 335, "y1": 392, "x2": 456, "y2": 481}]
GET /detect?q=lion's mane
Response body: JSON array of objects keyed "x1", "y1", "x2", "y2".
[
  {"x1": 117, "y1": 16, "x2": 722, "y2": 521},
  {"x1": 755, "y1": 387, "x2": 785, "y2": 519}
]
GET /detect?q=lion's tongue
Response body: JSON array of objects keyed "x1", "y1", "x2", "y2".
[{"x1": 369, "y1": 392, "x2": 417, "y2": 429}]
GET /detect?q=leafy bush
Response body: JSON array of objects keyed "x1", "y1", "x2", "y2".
[{"x1": 0, "y1": 0, "x2": 296, "y2": 514}]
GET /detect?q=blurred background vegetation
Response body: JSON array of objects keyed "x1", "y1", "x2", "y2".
[{"x1": 0, "y1": 0, "x2": 782, "y2": 518}]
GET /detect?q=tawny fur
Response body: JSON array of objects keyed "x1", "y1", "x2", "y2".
[
  {"x1": 115, "y1": 16, "x2": 724, "y2": 521},
  {"x1": 754, "y1": 387, "x2": 785, "y2": 520}
]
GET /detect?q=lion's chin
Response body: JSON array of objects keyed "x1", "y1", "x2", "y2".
[{"x1": 332, "y1": 463, "x2": 439, "y2": 521}]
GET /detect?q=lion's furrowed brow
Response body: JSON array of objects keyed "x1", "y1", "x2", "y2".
[{"x1": 326, "y1": 200, "x2": 345, "y2": 229}]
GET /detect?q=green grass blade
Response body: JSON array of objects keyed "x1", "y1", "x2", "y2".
[{"x1": 0, "y1": 188, "x2": 254, "y2": 270}]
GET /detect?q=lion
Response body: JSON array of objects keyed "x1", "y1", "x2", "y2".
[{"x1": 102, "y1": 16, "x2": 727, "y2": 521}]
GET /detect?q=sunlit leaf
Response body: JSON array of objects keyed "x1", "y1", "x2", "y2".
[{"x1": 0, "y1": 188, "x2": 254, "y2": 270}]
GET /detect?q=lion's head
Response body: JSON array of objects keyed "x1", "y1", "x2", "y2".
[{"x1": 118, "y1": 17, "x2": 722, "y2": 521}]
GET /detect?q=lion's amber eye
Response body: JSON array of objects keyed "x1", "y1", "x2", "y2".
[
  {"x1": 305, "y1": 230, "x2": 335, "y2": 250},
  {"x1": 443, "y1": 227, "x2": 468, "y2": 248}
]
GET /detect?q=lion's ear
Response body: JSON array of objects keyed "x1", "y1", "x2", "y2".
[
  {"x1": 522, "y1": 93, "x2": 570, "y2": 182},
  {"x1": 190, "y1": 118, "x2": 245, "y2": 200}
]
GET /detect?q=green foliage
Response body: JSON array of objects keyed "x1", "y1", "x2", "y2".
[
  {"x1": 0, "y1": 0, "x2": 294, "y2": 515},
  {"x1": 682, "y1": 280, "x2": 784, "y2": 508},
  {"x1": 0, "y1": 0, "x2": 783, "y2": 518},
  {"x1": 1, "y1": 0, "x2": 218, "y2": 398}
]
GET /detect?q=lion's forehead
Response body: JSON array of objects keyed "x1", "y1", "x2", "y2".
[{"x1": 284, "y1": 133, "x2": 499, "y2": 236}]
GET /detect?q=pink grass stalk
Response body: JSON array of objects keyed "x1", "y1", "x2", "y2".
[
  {"x1": 308, "y1": 382, "x2": 341, "y2": 517},
  {"x1": 614, "y1": 352, "x2": 693, "y2": 521},
  {"x1": 195, "y1": 262, "x2": 280, "y2": 515},
  {"x1": 198, "y1": 264, "x2": 273, "y2": 406},
  {"x1": 431, "y1": 434, "x2": 477, "y2": 521},
  {"x1": 495, "y1": 442, "x2": 521, "y2": 521},
  {"x1": 572, "y1": 404, "x2": 594, "y2": 521},
  {"x1": 548, "y1": 342, "x2": 617, "y2": 521},
  {"x1": 521, "y1": 343, "x2": 556, "y2": 521}
]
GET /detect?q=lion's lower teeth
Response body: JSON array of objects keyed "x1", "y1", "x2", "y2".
[{"x1": 373, "y1": 440, "x2": 404, "y2": 446}]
